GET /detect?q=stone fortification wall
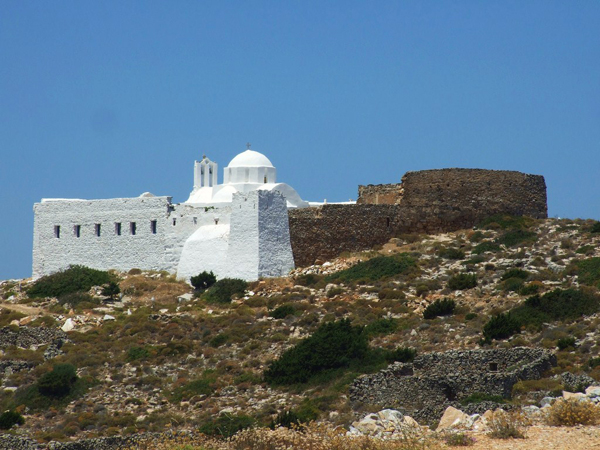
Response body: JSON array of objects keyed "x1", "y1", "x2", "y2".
[
  {"x1": 349, "y1": 348, "x2": 556, "y2": 423},
  {"x1": 357, "y1": 184, "x2": 403, "y2": 205},
  {"x1": 289, "y1": 169, "x2": 547, "y2": 266},
  {"x1": 398, "y1": 169, "x2": 547, "y2": 219},
  {"x1": 288, "y1": 204, "x2": 401, "y2": 267}
]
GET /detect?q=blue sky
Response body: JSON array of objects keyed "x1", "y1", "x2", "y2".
[{"x1": 1, "y1": 1, "x2": 599, "y2": 280}]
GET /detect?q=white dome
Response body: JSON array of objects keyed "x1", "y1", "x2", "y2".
[{"x1": 227, "y1": 150, "x2": 274, "y2": 168}]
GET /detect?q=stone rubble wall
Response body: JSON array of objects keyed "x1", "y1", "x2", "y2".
[
  {"x1": 288, "y1": 204, "x2": 400, "y2": 267},
  {"x1": 357, "y1": 184, "x2": 403, "y2": 205},
  {"x1": 0, "y1": 327, "x2": 66, "y2": 349},
  {"x1": 0, "y1": 431, "x2": 195, "y2": 450},
  {"x1": 289, "y1": 169, "x2": 547, "y2": 267},
  {"x1": 349, "y1": 348, "x2": 556, "y2": 424},
  {"x1": 397, "y1": 169, "x2": 547, "y2": 219}
]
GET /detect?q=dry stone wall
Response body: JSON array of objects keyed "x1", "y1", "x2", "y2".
[{"x1": 349, "y1": 348, "x2": 556, "y2": 424}]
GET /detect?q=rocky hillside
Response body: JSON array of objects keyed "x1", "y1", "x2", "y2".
[{"x1": 1, "y1": 215, "x2": 600, "y2": 447}]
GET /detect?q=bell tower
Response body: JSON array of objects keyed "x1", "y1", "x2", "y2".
[{"x1": 193, "y1": 155, "x2": 218, "y2": 190}]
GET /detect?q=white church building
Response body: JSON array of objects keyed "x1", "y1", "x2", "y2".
[{"x1": 32, "y1": 148, "x2": 308, "y2": 281}]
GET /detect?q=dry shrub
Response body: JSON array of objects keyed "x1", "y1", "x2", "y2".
[
  {"x1": 227, "y1": 423, "x2": 439, "y2": 450},
  {"x1": 487, "y1": 411, "x2": 527, "y2": 440},
  {"x1": 119, "y1": 275, "x2": 189, "y2": 302},
  {"x1": 545, "y1": 398, "x2": 600, "y2": 426},
  {"x1": 141, "y1": 423, "x2": 440, "y2": 450}
]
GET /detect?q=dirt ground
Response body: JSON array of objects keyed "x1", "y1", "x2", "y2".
[{"x1": 467, "y1": 425, "x2": 600, "y2": 449}]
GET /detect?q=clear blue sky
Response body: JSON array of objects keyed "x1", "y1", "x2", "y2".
[{"x1": 1, "y1": 1, "x2": 599, "y2": 280}]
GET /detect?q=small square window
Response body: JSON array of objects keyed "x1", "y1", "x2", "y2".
[
  {"x1": 95, "y1": 224, "x2": 101, "y2": 237},
  {"x1": 130, "y1": 222, "x2": 136, "y2": 235},
  {"x1": 74, "y1": 225, "x2": 81, "y2": 238},
  {"x1": 54, "y1": 225, "x2": 60, "y2": 238},
  {"x1": 115, "y1": 222, "x2": 122, "y2": 236},
  {"x1": 172, "y1": 218, "x2": 177, "y2": 226},
  {"x1": 151, "y1": 220, "x2": 157, "y2": 234}
]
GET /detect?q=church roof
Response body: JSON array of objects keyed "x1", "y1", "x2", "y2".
[{"x1": 227, "y1": 150, "x2": 274, "y2": 168}]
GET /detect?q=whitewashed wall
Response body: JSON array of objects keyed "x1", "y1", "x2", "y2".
[
  {"x1": 225, "y1": 190, "x2": 294, "y2": 280},
  {"x1": 32, "y1": 197, "x2": 231, "y2": 278},
  {"x1": 32, "y1": 191, "x2": 293, "y2": 282}
]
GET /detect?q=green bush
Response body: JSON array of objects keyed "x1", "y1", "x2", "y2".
[
  {"x1": 483, "y1": 289, "x2": 600, "y2": 341},
  {"x1": 591, "y1": 222, "x2": 600, "y2": 233},
  {"x1": 295, "y1": 274, "x2": 323, "y2": 287},
  {"x1": 203, "y1": 278, "x2": 247, "y2": 303},
  {"x1": 518, "y1": 283, "x2": 541, "y2": 296},
  {"x1": 496, "y1": 229, "x2": 537, "y2": 247},
  {"x1": 588, "y1": 357, "x2": 600, "y2": 369},
  {"x1": 199, "y1": 413, "x2": 255, "y2": 438},
  {"x1": 127, "y1": 346, "x2": 150, "y2": 361},
  {"x1": 463, "y1": 255, "x2": 486, "y2": 265},
  {"x1": 476, "y1": 214, "x2": 535, "y2": 230},
  {"x1": 423, "y1": 298, "x2": 456, "y2": 319},
  {"x1": 501, "y1": 268, "x2": 530, "y2": 281},
  {"x1": 190, "y1": 271, "x2": 217, "y2": 291},
  {"x1": 56, "y1": 292, "x2": 98, "y2": 308},
  {"x1": 270, "y1": 304, "x2": 296, "y2": 319},
  {"x1": 472, "y1": 241, "x2": 501, "y2": 255},
  {"x1": 384, "y1": 347, "x2": 417, "y2": 363},
  {"x1": 27, "y1": 265, "x2": 115, "y2": 298},
  {"x1": 576, "y1": 245, "x2": 595, "y2": 255},
  {"x1": 364, "y1": 318, "x2": 398, "y2": 337},
  {"x1": 101, "y1": 281, "x2": 121, "y2": 300},
  {"x1": 326, "y1": 287, "x2": 344, "y2": 298},
  {"x1": 264, "y1": 319, "x2": 369, "y2": 385},
  {"x1": 500, "y1": 277, "x2": 525, "y2": 293},
  {"x1": 170, "y1": 374, "x2": 216, "y2": 402},
  {"x1": 461, "y1": 392, "x2": 506, "y2": 405},
  {"x1": 209, "y1": 333, "x2": 229, "y2": 347},
  {"x1": 38, "y1": 364, "x2": 78, "y2": 398},
  {"x1": 448, "y1": 273, "x2": 477, "y2": 290},
  {"x1": 465, "y1": 312, "x2": 477, "y2": 321},
  {"x1": 0, "y1": 411, "x2": 24, "y2": 430},
  {"x1": 269, "y1": 410, "x2": 305, "y2": 429},
  {"x1": 483, "y1": 313, "x2": 521, "y2": 342},
  {"x1": 326, "y1": 254, "x2": 417, "y2": 283},
  {"x1": 557, "y1": 337, "x2": 577, "y2": 350},
  {"x1": 439, "y1": 247, "x2": 465, "y2": 260},
  {"x1": 574, "y1": 258, "x2": 600, "y2": 287},
  {"x1": 513, "y1": 288, "x2": 600, "y2": 326}
]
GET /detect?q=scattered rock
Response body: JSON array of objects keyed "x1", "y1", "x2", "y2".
[
  {"x1": 436, "y1": 406, "x2": 470, "y2": 432},
  {"x1": 61, "y1": 318, "x2": 75, "y2": 332}
]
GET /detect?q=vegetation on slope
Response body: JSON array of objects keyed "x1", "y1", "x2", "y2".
[{"x1": 1, "y1": 216, "x2": 600, "y2": 443}]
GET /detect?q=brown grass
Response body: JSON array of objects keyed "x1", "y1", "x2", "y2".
[
  {"x1": 545, "y1": 398, "x2": 600, "y2": 426},
  {"x1": 124, "y1": 423, "x2": 441, "y2": 450}
]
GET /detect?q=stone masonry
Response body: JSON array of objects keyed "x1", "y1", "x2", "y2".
[
  {"x1": 349, "y1": 347, "x2": 556, "y2": 424},
  {"x1": 289, "y1": 168, "x2": 547, "y2": 267}
]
